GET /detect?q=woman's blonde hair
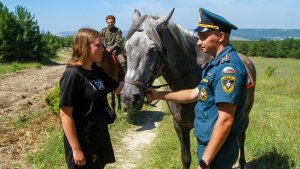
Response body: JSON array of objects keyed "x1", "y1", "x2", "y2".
[{"x1": 68, "y1": 28, "x2": 101, "y2": 66}]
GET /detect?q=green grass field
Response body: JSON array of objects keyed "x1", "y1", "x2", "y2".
[
  {"x1": 28, "y1": 57, "x2": 299, "y2": 169},
  {"x1": 0, "y1": 50, "x2": 66, "y2": 75},
  {"x1": 0, "y1": 62, "x2": 43, "y2": 74}
]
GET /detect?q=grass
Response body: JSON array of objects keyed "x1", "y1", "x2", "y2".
[
  {"x1": 245, "y1": 57, "x2": 299, "y2": 169},
  {"x1": 0, "y1": 62, "x2": 43, "y2": 74},
  {"x1": 135, "y1": 102, "x2": 199, "y2": 169},
  {"x1": 27, "y1": 128, "x2": 66, "y2": 169},
  {"x1": 0, "y1": 50, "x2": 68, "y2": 75}
]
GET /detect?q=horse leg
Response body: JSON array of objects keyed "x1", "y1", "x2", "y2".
[
  {"x1": 173, "y1": 119, "x2": 191, "y2": 169},
  {"x1": 111, "y1": 93, "x2": 116, "y2": 112},
  {"x1": 238, "y1": 117, "x2": 248, "y2": 169},
  {"x1": 117, "y1": 94, "x2": 122, "y2": 113},
  {"x1": 238, "y1": 95, "x2": 254, "y2": 169}
]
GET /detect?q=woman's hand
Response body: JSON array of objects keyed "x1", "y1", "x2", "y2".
[{"x1": 73, "y1": 148, "x2": 86, "y2": 166}]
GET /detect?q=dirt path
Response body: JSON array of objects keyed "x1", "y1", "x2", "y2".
[
  {"x1": 107, "y1": 104, "x2": 163, "y2": 169},
  {"x1": 107, "y1": 79, "x2": 164, "y2": 169},
  {"x1": 0, "y1": 57, "x2": 67, "y2": 168}
]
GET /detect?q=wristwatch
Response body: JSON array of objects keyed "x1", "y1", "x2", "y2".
[{"x1": 199, "y1": 159, "x2": 210, "y2": 169}]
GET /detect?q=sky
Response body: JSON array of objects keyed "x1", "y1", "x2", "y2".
[{"x1": 1, "y1": 0, "x2": 300, "y2": 34}]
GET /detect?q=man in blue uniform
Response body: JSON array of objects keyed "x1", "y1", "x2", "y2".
[{"x1": 146, "y1": 8, "x2": 248, "y2": 169}]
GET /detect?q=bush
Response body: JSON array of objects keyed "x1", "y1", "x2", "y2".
[
  {"x1": 45, "y1": 85, "x2": 60, "y2": 114},
  {"x1": 265, "y1": 66, "x2": 276, "y2": 76}
]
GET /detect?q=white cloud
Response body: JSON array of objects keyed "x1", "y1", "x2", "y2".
[{"x1": 100, "y1": 1, "x2": 112, "y2": 8}]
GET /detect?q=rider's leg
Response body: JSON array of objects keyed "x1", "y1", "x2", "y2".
[{"x1": 114, "y1": 51, "x2": 126, "y2": 80}]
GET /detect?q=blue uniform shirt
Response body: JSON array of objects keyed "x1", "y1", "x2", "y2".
[{"x1": 194, "y1": 45, "x2": 247, "y2": 147}]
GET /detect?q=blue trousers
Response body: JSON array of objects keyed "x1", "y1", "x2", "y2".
[{"x1": 197, "y1": 138, "x2": 239, "y2": 169}]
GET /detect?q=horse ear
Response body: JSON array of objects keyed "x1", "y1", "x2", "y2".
[
  {"x1": 156, "y1": 8, "x2": 175, "y2": 30},
  {"x1": 133, "y1": 9, "x2": 141, "y2": 22}
]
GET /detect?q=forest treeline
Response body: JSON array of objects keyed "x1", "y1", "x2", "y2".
[
  {"x1": 0, "y1": 2, "x2": 71, "y2": 62},
  {"x1": 231, "y1": 38, "x2": 300, "y2": 59}
]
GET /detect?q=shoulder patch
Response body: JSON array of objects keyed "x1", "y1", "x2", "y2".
[
  {"x1": 221, "y1": 75, "x2": 236, "y2": 93},
  {"x1": 220, "y1": 53, "x2": 230, "y2": 64},
  {"x1": 222, "y1": 66, "x2": 236, "y2": 74}
]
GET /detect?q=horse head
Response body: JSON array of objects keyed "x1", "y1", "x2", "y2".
[{"x1": 121, "y1": 9, "x2": 175, "y2": 110}]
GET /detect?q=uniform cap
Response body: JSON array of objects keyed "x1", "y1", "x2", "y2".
[{"x1": 194, "y1": 8, "x2": 237, "y2": 34}]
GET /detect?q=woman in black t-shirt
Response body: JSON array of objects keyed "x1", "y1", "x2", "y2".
[{"x1": 59, "y1": 28, "x2": 123, "y2": 169}]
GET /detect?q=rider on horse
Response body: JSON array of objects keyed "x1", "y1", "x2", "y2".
[{"x1": 100, "y1": 15, "x2": 126, "y2": 77}]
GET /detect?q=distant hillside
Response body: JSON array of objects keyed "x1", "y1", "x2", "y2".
[
  {"x1": 56, "y1": 31, "x2": 76, "y2": 37},
  {"x1": 57, "y1": 29, "x2": 300, "y2": 41},
  {"x1": 231, "y1": 29, "x2": 300, "y2": 41}
]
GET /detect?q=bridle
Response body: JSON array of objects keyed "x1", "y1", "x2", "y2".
[
  {"x1": 124, "y1": 44, "x2": 168, "y2": 107},
  {"x1": 124, "y1": 45, "x2": 168, "y2": 90}
]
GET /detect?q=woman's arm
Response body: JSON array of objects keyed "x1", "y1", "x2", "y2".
[{"x1": 60, "y1": 106, "x2": 86, "y2": 166}]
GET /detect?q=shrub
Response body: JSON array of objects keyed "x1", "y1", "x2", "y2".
[
  {"x1": 265, "y1": 66, "x2": 276, "y2": 76},
  {"x1": 45, "y1": 85, "x2": 60, "y2": 114}
]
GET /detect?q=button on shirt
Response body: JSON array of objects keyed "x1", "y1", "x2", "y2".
[{"x1": 194, "y1": 45, "x2": 248, "y2": 145}]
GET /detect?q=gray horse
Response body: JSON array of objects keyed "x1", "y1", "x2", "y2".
[{"x1": 122, "y1": 9, "x2": 256, "y2": 169}]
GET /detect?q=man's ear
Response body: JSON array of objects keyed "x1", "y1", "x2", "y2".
[{"x1": 218, "y1": 31, "x2": 225, "y2": 42}]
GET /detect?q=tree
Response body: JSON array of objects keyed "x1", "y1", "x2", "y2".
[
  {"x1": 1, "y1": 3, "x2": 60, "y2": 63},
  {"x1": 0, "y1": 2, "x2": 21, "y2": 62},
  {"x1": 14, "y1": 6, "x2": 46, "y2": 61}
]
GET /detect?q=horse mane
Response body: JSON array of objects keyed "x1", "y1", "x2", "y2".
[
  {"x1": 125, "y1": 15, "x2": 148, "y2": 41},
  {"x1": 166, "y1": 22, "x2": 198, "y2": 54},
  {"x1": 126, "y1": 14, "x2": 198, "y2": 55}
]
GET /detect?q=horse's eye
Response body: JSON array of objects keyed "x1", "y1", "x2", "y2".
[
  {"x1": 149, "y1": 48, "x2": 157, "y2": 55},
  {"x1": 137, "y1": 28, "x2": 144, "y2": 32}
]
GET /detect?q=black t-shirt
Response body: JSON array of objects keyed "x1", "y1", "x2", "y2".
[{"x1": 59, "y1": 64, "x2": 118, "y2": 157}]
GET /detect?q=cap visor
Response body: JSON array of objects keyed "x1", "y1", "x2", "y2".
[{"x1": 194, "y1": 27, "x2": 214, "y2": 33}]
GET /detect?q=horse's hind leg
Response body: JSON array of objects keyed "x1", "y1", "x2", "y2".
[
  {"x1": 173, "y1": 119, "x2": 191, "y2": 169},
  {"x1": 238, "y1": 117, "x2": 248, "y2": 169},
  {"x1": 117, "y1": 94, "x2": 122, "y2": 113},
  {"x1": 238, "y1": 97, "x2": 253, "y2": 169},
  {"x1": 111, "y1": 93, "x2": 116, "y2": 112}
]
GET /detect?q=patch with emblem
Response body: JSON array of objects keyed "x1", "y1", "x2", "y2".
[
  {"x1": 199, "y1": 87, "x2": 208, "y2": 101},
  {"x1": 221, "y1": 76, "x2": 236, "y2": 93},
  {"x1": 201, "y1": 78, "x2": 209, "y2": 84},
  {"x1": 222, "y1": 67, "x2": 236, "y2": 74}
]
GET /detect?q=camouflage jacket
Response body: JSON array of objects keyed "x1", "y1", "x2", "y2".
[{"x1": 100, "y1": 27, "x2": 122, "y2": 51}]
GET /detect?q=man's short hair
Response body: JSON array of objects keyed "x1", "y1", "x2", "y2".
[{"x1": 106, "y1": 15, "x2": 115, "y2": 22}]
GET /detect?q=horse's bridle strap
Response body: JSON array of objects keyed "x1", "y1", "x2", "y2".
[{"x1": 125, "y1": 77, "x2": 147, "y2": 89}]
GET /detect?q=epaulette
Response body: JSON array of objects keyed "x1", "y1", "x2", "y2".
[{"x1": 220, "y1": 53, "x2": 230, "y2": 64}]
